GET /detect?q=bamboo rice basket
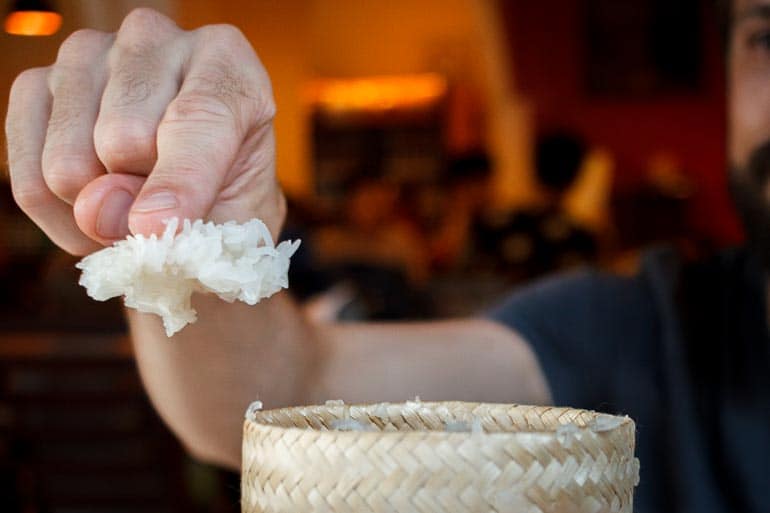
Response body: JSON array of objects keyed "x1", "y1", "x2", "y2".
[{"x1": 242, "y1": 401, "x2": 639, "y2": 513}]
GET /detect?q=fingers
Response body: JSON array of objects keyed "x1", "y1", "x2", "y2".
[
  {"x1": 6, "y1": 67, "x2": 101, "y2": 256},
  {"x1": 41, "y1": 29, "x2": 112, "y2": 205},
  {"x1": 74, "y1": 8, "x2": 187, "y2": 242},
  {"x1": 73, "y1": 173, "x2": 145, "y2": 245},
  {"x1": 128, "y1": 24, "x2": 276, "y2": 236},
  {"x1": 11, "y1": 8, "x2": 282, "y2": 252},
  {"x1": 94, "y1": 8, "x2": 185, "y2": 175}
]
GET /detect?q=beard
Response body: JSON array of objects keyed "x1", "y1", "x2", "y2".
[{"x1": 729, "y1": 139, "x2": 770, "y2": 270}]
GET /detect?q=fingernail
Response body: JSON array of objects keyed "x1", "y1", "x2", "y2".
[
  {"x1": 132, "y1": 191, "x2": 179, "y2": 213},
  {"x1": 97, "y1": 189, "x2": 134, "y2": 239}
]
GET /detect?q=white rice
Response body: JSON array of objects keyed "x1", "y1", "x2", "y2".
[
  {"x1": 590, "y1": 413, "x2": 627, "y2": 432},
  {"x1": 444, "y1": 421, "x2": 471, "y2": 433},
  {"x1": 330, "y1": 418, "x2": 376, "y2": 432},
  {"x1": 76, "y1": 218, "x2": 300, "y2": 337},
  {"x1": 245, "y1": 400, "x2": 264, "y2": 420}
]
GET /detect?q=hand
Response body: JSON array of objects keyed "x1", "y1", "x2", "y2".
[{"x1": 5, "y1": 8, "x2": 286, "y2": 256}]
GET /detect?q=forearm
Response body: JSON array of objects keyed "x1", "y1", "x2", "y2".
[
  {"x1": 128, "y1": 294, "x2": 551, "y2": 471},
  {"x1": 313, "y1": 319, "x2": 551, "y2": 406},
  {"x1": 128, "y1": 291, "x2": 320, "y2": 470}
]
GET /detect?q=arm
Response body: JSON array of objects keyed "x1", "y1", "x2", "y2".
[
  {"x1": 5, "y1": 7, "x2": 550, "y2": 472},
  {"x1": 129, "y1": 292, "x2": 550, "y2": 470},
  {"x1": 128, "y1": 292, "x2": 318, "y2": 469},
  {"x1": 314, "y1": 318, "x2": 550, "y2": 406}
]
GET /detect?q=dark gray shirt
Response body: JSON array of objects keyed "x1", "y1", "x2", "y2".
[{"x1": 488, "y1": 248, "x2": 770, "y2": 513}]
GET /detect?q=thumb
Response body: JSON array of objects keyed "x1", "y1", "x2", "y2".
[{"x1": 73, "y1": 173, "x2": 144, "y2": 245}]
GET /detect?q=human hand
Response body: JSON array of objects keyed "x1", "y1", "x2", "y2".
[{"x1": 6, "y1": 8, "x2": 285, "y2": 256}]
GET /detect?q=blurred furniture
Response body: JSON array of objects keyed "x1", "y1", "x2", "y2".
[
  {"x1": 0, "y1": 182, "x2": 127, "y2": 334},
  {"x1": 308, "y1": 74, "x2": 448, "y2": 211},
  {"x1": 612, "y1": 181, "x2": 692, "y2": 251},
  {"x1": 0, "y1": 334, "x2": 236, "y2": 513},
  {"x1": 585, "y1": 0, "x2": 702, "y2": 96}
]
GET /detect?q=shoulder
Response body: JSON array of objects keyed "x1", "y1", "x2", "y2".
[
  {"x1": 487, "y1": 246, "x2": 696, "y2": 327},
  {"x1": 486, "y1": 255, "x2": 670, "y2": 376},
  {"x1": 488, "y1": 266, "x2": 653, "y2": 333},
  {"x1": 484, "y1": 256, "x2": 668, "y2": 409}
]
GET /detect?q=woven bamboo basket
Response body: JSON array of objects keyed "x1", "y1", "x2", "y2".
[{"x1": 242, "y1": 401, "x2": 639, "y2": 513}]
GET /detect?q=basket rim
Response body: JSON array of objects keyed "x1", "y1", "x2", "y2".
[{"x1": 244, "y1": 400, "x2": 634, "y2": 438}]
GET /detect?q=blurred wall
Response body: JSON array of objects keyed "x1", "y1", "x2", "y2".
[
  {"x1": 175, "y1": 0, "x2": 536, "y2": 206},
  {"x1": 502, "y1": 0, "x2": 740, "y2": 243}
]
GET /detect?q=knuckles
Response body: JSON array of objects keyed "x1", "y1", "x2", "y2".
[
  {"x1": 94, "y1": 117, "x2": 157, "y2": 173},
  {"x1": 110, "y1": 8, "x2": 179, "y2": 71},
  {"x1": 117, "y1": 7, "x2": 178, "y2": 42},
  {"x1": 55, "y1": 28, "x2": 109, "y2": 67},
  {"x1": 11, "y1": 180, "x2": 49, "y2": 215},
  {"x1": 9, "y1": 67, "x2": 48, "y2": 101},
  {"x1": 160, "y1": 86, "x2": 275, "y2": 138},
  {"x1": 192, "y1": 24, "x2": 276, "y2": 118},
  {"x1": 162, "y1": 93, "x2": 236, "y2": 125},
  {"x1": 195, "y1": 24, "x2": 250, "y2": 53},
  {"x1": 41, "y1": 157, "x2": 91, "y2": 201}
]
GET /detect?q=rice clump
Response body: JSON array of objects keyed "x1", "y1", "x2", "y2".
[{"x1": 76, "y1": 218, "x2": 300, "y2": 337}]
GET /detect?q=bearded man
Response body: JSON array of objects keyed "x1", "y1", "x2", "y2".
[{"x1": 5, "y1": 1, "x2": 769, "y2": 511}]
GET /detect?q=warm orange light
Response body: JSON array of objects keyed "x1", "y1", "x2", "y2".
[
  {"x1": 5, "y1": 10, "x2": 62, "y2": 36},
  {"x1": 306, "y1": 74, "x2": 448, "y2": 115}
]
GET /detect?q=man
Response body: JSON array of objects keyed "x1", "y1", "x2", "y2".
[{"x1": 4, "y1": 2, "x2": 769, "y2": 512}]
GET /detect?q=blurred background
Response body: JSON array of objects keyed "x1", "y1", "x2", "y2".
[{"x1": 0, "y1": 0, "x2": 739, "y2": 511}]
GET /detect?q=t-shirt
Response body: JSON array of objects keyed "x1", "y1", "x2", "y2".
[{"x1": 488, "y1": 247, "x2": 770, "y2": 513}]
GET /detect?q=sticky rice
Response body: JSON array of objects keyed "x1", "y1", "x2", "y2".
[{"x1": 76, "y1": 218, "x2": 300, "y2": 337}]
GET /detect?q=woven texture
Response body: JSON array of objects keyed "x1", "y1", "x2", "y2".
[{"x1": 242, "y1": 402, "x2": 639, "y2": 513}]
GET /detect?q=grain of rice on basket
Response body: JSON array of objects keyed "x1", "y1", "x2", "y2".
[
  {"x1": 243, "y1": 400, "x2": 640, "y2": 513},
  {"x1": 76, "y1": 217, "x2": 300, "y2": 336}
]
